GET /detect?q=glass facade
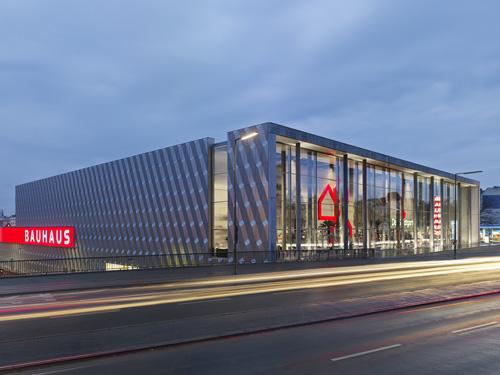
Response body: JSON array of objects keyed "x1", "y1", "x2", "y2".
[
  {"x1": 275, "y1": 143, "x2": 348, "y2": 251},
  {"x1": 460, "y1": 185, "x2": 470, "y2": 247},
  {"x1": 212, "y1": 144, "x2": 228, "y2": 253},
  {"x1": 316, "y1": 151, "x2": 344, "y2": 249},
  {"x1": 347, "y1": 160, "x2": 363, "y2": 249},
  {"x1": 300, "y1": 149, "x2": 317, "y2": 250},
  {"x1": 367, "y1": 166, "x2": 404, "y2": 250},
  {"x1": 271, "y1": 140, "x2": 479, "y2": 254},
  {"x1": 416, "y1": 176, "x2": 431, "y2": 251},
  {"x1": 402, "y1": 173, "x2": 415, "y2": 249},
  {"x1": 441, "y1": 181, "x2": 455, "y2": 250}
]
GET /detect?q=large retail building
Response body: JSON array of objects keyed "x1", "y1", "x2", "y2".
[{"x1": 11, "y1": 123, "x2": 480, "y2": 260}]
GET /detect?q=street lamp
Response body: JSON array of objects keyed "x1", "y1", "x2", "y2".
[
  {"x1": 233, "y1": 131, "x2": 258, "y2": 274},
  {"x1": 453, "y1": 170, "x2": 482, "y2": 259}
]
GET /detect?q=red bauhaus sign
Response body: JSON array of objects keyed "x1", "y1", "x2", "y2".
[
  {"x1": 433, "y1": 196, "x2": 442, "y2": 237},
  {"x1": 0, "y1": 227, "x2": 75, "y2": 248}
]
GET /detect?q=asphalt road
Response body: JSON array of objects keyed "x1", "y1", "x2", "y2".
[
  {"x1": 13, "y1": 293, "x2": 500, "y2": 374},
  {"x1": 3, "y1": 257, "x2": 500, "y2": 322},
  {"x1": 2, "y1": 257, "x2": 500, "y2": 372}
]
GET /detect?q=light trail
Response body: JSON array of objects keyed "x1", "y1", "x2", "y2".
[
  {"x1": 2, "y1": 261, "x2": 499, "y2": 312},
  {"x1": 1, "y1": 257, "x2": 500, "y2": 322},
  {"x1": 124, "y1": 256, "x2": 500, "y2": 290}
]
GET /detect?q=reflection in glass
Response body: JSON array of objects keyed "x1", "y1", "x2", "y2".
[
  {"x1": 416, "y1": 176, "x2": 431, "y2": 251},
  {"x1": 273, "y1": 142, "x2": 478, "y2": 253},
  {"x1": 212, "y1": 144, "x2": 228, "y2": 253}
]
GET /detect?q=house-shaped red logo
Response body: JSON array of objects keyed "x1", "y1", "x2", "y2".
[
  {"x1": 318, "y1": 184, "x2": 338, "y2": 222},
  {"x1": 318, "y1": 183, "x2": 353, "y2": 238}
]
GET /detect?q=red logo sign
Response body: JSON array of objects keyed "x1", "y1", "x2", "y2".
[
  {"x1": 318, "y1": 184, "x2": 352, "y2": 239},
  {"x1": 318, "y1": 184, "x2": 338, "y2": 222},
  {"x1": 0, "y1": 227, "x2": 75, "y2": 248},
  {"x1": 433, "y1": 196, "x2": 442, "y2": 237}
]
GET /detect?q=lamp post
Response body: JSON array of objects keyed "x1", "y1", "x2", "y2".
[
  {"x1": 453, "y1": 170, "x2": 482, "y2": 259},
  {"x1": 233, "y1": 131, "x2": 258, "y2": 275}
]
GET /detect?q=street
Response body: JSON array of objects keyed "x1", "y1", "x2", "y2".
[
  {"x1": 1, "y1": 257, "x2": 500, "y2": 373},
  {"x1": 12, "y1": 293, "x2": 500, "y2": 374}
]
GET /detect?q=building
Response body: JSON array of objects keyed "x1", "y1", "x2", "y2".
[
  {"x1": 480, "y1": 225, "x2": 500, "y2": 243},
  {"x1": 0, "y1": 211, "x2": 15, "y2": 228},
  {"x1": 481, "y1": 186, "x2": 500, "y2": 209},
  {"x1": 10, "y1": 123, "x2": 480, "y2": 262},
  {"x1": 481, "y1": 187, "x2": 500, "y2": 226}
]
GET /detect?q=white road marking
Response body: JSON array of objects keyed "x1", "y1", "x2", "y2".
[
  {"x1": 330, "y1": 344, "x2": 402, "y2": 362},
  {"x1": 179, "y1": 298, "x2": 231, "y2": 305},
  {"x1": 452, "y1": 321, "x2": 498, "y2": 334}
]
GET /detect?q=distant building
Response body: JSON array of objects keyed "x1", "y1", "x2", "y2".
[
  {"x1": 0, "y1": 211, "x2": 15, "y2": 228},
  {"x1": 482, "y1": 186, "x2": 500, "y2": 209},
  {"x1": 481, "y1": 187, "x2": 500, "y2": 225},
  {"x1": 480, "y1": 225, "x2": 500, "y2": 243}
]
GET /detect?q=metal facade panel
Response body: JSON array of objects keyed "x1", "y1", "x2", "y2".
[
  {"x1": 15, "y1": 138, "x2": 214, "y2": 259},
  {"x1": 227, "y1": 124, "x2": 274, "y2": 253}
]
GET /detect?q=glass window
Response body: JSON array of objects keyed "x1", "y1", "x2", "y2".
[
  {"x1": 213, "y1": 230, "x2": 228, "y2": 252},
  {"x1": 460, "y1": 185, "x2": 471, "y2": 248},
  {"x1": 316, "y1": 153, "x2": 335, "y2": 181},
  {"x1": 276, "y1": 143, "x2": 286, "y2": 250},
  {"x1": 364, "y1": 166, "x2": 403, "y2": 250},
  {"x1": 213, "y1": 173, "x2": 228, "y2": 202},
  {"x1": 300, "y1": 150, "x2": 315, "y2": 177},
  {"x1": 402, "y1": 174, "x2": 415, "y2": 250},
  {"x1": 272, "y1": 144, "x2": 479, "y2": 254},
  {"x1": 212, "y1": 145, "x2": 228, "y2": 253},
  {"x1": 416, "y1": 176, "x2": 431, "y2": 251},
  {"x1": 213, "y1": 146, "x2": 227, "y2": 174},
  {"x1": 213, "y1": 202, "x2": 228, "y2": 230},
  {"x1": 470, "y1": 185, "x2": 480, "y2": 247},
  {"x1": 316, "y1": 153, "x2": 342, "y2": 249},
  {"x1": 348, "y1": 160, "x2": 364, "y2": 249}
]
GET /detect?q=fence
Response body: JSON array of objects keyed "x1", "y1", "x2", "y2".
[{"x1": 0, "y1": 248, "x2": 375, "y2": 277}]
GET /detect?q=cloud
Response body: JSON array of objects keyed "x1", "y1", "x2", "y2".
[{"x1": 0, "y1": 0, "x2": 499, "y2": 213}]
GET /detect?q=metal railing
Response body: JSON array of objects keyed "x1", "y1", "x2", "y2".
[{"x1": 0, "y1": 248, "x2": 375, "y2": 277}]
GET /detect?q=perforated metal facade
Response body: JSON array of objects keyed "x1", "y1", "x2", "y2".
[{"x1": 15, "y1": 138, "x2": 214, "y2": 259}]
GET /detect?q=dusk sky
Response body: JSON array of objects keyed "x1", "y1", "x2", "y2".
[{"x1": 1, "y1": 0, "x2": 499, "y2": 214}]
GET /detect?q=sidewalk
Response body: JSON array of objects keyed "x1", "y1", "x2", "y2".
[{"x1": 1, "y1": 245, "x2": 499, "y2": 296}]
